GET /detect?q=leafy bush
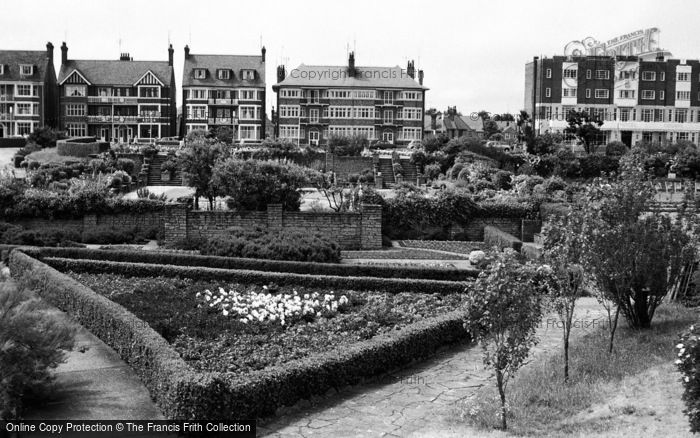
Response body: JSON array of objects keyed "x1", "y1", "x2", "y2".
[
  {"x1": 0, "y1": 224, "x2": 82, "y2": 247},
  {"x1": 605, "y1": 141, "x2": 628, "y2": 157},
  {"x1": 200, "y1": 227, "x2": 341, "y2": 263},
  {"x1": 327, "y1": 135, "x2": 367, "y2": 156},
  {"x1": 491, "y1": 170, "x2": 513, "y2": 190},
  {"x1": 28, "y1": 127, "x2": 65, "y2": 148},
  {"x1": 0, "y1": 282, "x2": 75, "y2": 419},
  {"x1": 677, "y1": 324, "x2": 700, "y2": 432}
]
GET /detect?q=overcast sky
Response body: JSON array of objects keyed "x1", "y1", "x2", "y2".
[{"x1": 2, "y1": 0, "x2": 700, "y2": 116}]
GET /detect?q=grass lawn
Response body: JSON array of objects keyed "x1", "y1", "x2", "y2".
[
  {"x1": 25, "y1": 148, "x2": 87, "y2": 164},
  {"x1": 456, "y1": 302, "x2": 697, "y2": 437}
]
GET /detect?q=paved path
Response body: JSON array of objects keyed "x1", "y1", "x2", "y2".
[
  {"x1": 24, "y1": 307, "x2": 164, "y2": 420},
  {"x1": 258, "y1": 298, "x2": 605, "y2": 437}
]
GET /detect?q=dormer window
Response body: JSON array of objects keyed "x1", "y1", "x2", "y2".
[
  {"x1": 20, "y1": 65, "x2": 33, "y2": 76},
  {"x1": 193, "y1": 69, "x2": 207, "y2": 79},
  {"x1": 217, "y1": 69, "x2": 231, "y2": 80},
  {"x1": 242, "y1": 70, "x2": 255, "y2": 80}
]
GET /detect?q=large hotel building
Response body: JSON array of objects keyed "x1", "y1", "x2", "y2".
[
  {"x1": 273, "y1": 52, "x2": 427, "y2": 147},
  {"x1": 525, "y1": 28, "x2": 700, "y2": 146}
]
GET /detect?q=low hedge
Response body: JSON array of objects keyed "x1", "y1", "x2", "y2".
[
  {"x1": 39, "y1": 257, "x2": 470, "y2": 295},
  {"x1": 0, "y1": 138, "x2": 27, "y2": 148},
  {"x1": 57, "y1": 139, "x2": 109, "y2": 158},
  {"x1": 9, "y1": 250, "x2": 471, "y2": 420},
  {"x1": 23, "y1": 247, "x2": 479, "y2": 281},
  {"x1": 483, "y1": 225, "x2": 522, "y2": 252}
]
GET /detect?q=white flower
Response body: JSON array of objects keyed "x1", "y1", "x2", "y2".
[
  {"x1": 676, "y1": 359, "x2": 683, "y2": 365},
  {"x1": 677, "y1": 343, "x2": 685, "y2": 349},
  {"x1": 686, "y1": 376, "x2": 691, "y2": 383}
]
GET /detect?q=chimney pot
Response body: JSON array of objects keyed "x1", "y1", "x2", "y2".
[
  {"x1": 277, "y1": 65, "x2": 286, "y2": 83},
  {"x1": 168, "y1": 44, "x2": 174, "y2": 66},
  {"x1": 418, "y1": 69, "x2": 424, "y2": 85},
  {"x1": 184, "y1": 45, "x2": 190, "y2": 58},
  {"x1": 46, "y1": 42, "x2": 54, "y2": 62},
  {"x1": 348, "y1": 51, "x2": 356, "y2": 76},
  {"x1": 261, "y1": 46, "x2": 266, "y2": 63}
]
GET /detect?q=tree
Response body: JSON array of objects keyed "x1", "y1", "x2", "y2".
[
  {"x1": 462, "y1": 251, "x2": 546, "y2": 430},
  {"x1": 28, "y1": 127, "x2": 63, "y2": 147},
  {"x1": 579, "y1": 156, "x2": 695, "y2": 348},
  {"x1": 327, "y1": 135, "x2": 367, "y2": 156},
  {"x1": 212, "y1": 126, "x2": 234, "y2": 144},
  {"x1": 212, "y1": 159, "x2": 317, "y2": 211},
  {"x1": 517, "y1": 111, "x2": 536, "y2": 153},
  {"x1": 178, "y1": 138, "x2": 228, "y2": 210},
  {"x1": 482, "y1": 120, "x2": 501, "y2": 139},
  {"x1": 564, "y1": 110, "x2": 603, "y2": 154},
  {"x1": 542, "y1": 213, "x2": 587, "y2": 381},
  {"x1": 605, "y1": 141, "x2": 627, "y2": 157},
  {"x1": 477, "y1": 110, "x2": 491, "y2": 121},
  {"x1": 493, "y1": 113, "x2": 515, "y2": 122}
]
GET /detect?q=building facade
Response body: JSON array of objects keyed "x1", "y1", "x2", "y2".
[
  {"x1": 273, "y1": 52, "x2": 427, "y2": 147},
  {"x1": 181, "y1": 46, "x2": 266, "y2": 142},
  {"x1": 58, "y1": 43, "x2": 177, "y2": 142},
  {"x1": 0, "y1": 43, "x2": 58, "y2": 137},
  {"x1": 525, "y1": 53, "x2": 700, "y2": 147}
]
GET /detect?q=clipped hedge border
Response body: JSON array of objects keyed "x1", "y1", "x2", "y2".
[
  {"x1": 9, "y1": 249, "x2": 471, "y2": 420},
  {"x1": 23, "y1": 247, "x2": 480, "y2": 281},
  {"x1": 41, "y1": 257, "x2": 470, "y2": 295},
  {"x1": 484, "y1": 225, "x2": 522, "y2": 252}
]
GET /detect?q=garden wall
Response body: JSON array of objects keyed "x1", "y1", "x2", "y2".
[
  {"x1": 57, "y1": 138, "x2": 109, "y2": 157},
  {"x1": 450, "y1": 217, "x2": 523, "y2": 241},
  {"x1": 14, "y1": 212, "x2": 164, "y2": 235},
  {"x1": 165, "y1": 204, "x2": 382, "y2": 250}
]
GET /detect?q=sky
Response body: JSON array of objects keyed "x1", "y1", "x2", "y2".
[{"x1": 2, "y1": 0, "x2": 700, "y2": 116}]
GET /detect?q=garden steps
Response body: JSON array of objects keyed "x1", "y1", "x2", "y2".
[
  {"x1": 146, "y1": 154, "x2": 183, "y2": 187},
  {"x1": 378, "y1": 157, "x2": 395, "y2": 186}
]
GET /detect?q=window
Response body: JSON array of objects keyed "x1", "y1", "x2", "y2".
[
  {"x1": 17, "y1": 122, "x2": 32, "y2": 135},
  {"x1": 187, "y1": 105, "x2": 207, "y2": 120},
  {"x1": 65, "y1": 104, "x2": 85, "y2": 116},
  {"x1": 677, "y1": 91, "x2": 691, "y2": 101},
  {"x1": 382, "y1": 131, "x2": 394, "y2": 144},
  {"x1": 279, "y1": 105, "x2": 300, "y2": 118},
  {"x1": 619, "y1": 108, "x2": 630, "y2": 122},
  {"x1": 193, "y1": 69, "x2": 206, "y2": 79},
  {"x1": 328, "y1": 125, "x2": 375, "y2": 139},
  {"x1": 238, "y1": 125, "x2": 259, "y2": 140},
  {"x1": 545, "y1": 88, "x2": 551, "y2": 98},
  {"x1": 66, "y1": 123, "x2": 86, "y2": 137},
  {"x1": 642, "y1": 71, "x2": 656, "y2": 81},
  {"x1": 595, "y1": 70, "x2": 609, "y2": 80},
  {"x1": 383, "y1": 91, "x2": 394, "y2": 104},
  {"x1": 586, "y1": 69, "x2": 592, "y2": 79},
  {"x1": 0, "y1": 65, "x2": 4, "y2": 75},
  {"x1": 217, "y1": 70, "x2": 231, "y2": 80},
  {"x1": 401, "y1": 108, "x2": 421, "y2": 120},
  {"x1": 309, "y1": 109, "x2": 319, "y2": 123},
  {"x1": 239, "y1": 105, "x2": 260, "y2": 120},
  {"x1": 309, "y1": 129, "x2": 320, "y2": 145},
  {"x1": 595, "y1": 89, "x2": 609, "y2": 99},
  {"x1": 675, "y1": 109, "x2": 688, "y2": 123},
  {"x1": 354, "y1": 107, "x2": 375, "y2": 119},
  {"x1": 383, "y1": 110, "x2": 393, "y2": 124},
  {"x1": 139, "y1": 87, "x2": 159, "y2": 98},
  {"x1": 187, "y1": 89, "x2": 207, "y2": 100},
  {"x1": 562, "y1": 88, "x2": 577, "y2": 98},
  {"x1": 280, "y1": 89, "x2": 301, "y2": 98},
  {"x1": 402, "y1": 91, "x2": 421, "y2": 100},
  {"x1": 279, "y1": 125, "x2": 300, "y2": 140},
  {"x1": 678, "y1": 72, "x2": 690, "y2": 82},
  {"x1": 641, "y1": 90, "x2": 655, "y2": 100},
  {"x1": 642, "y1": 109, "x2": 653, "y2": 122},
  {"x1": 16, "y1": 85, "x2": 31, "y2": 96},
  {"x1": 20, "y1": 65, "x2": 33, "y2": 76},
  {"x1": 239, "y1": 89, "x2": 257, "y2": 100},
  {"x1": 678, "y1": 132, "x2": 689, "y2": 141},
  {"x1": 16, "y1": 103, "x2": 33, "y2": 115},
  {"x1": 586, "y1": 89, "x2": 591, "y2": 98},
  {"x1": 619, "y1": 90, "x2": 635, "y2": 99},
  {"x1": 660, "y1": 91, "x2": 665, "y2": 100},
  {"x1": 563, "y1": 68, "x2": 577, "y2": 79},
  {"x1": 619, "y1": 70, "x2": 635, "y2": 80},
  {"x1": 660, "y1": 72, "x2": 665, "y2": 81},
  {"x1": 654, "y1": 109, "x2": 664, "y2": 122},
  {"x1": 242, "y1": 70, "x2": 255, "y2": 80},
  {"x1": 401, "y1": 127, "x2": 421, "y2": 141},
  {"x1": 545, "y1": 68, "x2": 552, "y2": 78}
]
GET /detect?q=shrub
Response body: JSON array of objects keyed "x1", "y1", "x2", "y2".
[
  {"x1": 491, "y1": 170, "x2": 513, "y2": 190},
  {"x1": 201, "y1": 227, "x2": 341, "y2": 263},
  {"x1": 677, "y1": 324, "x2": 700, "y2": 432},
  {"x1": 0, "y1": 224, "x2": 82, "y2": 247},
  {"x1": 605, "y1": 141, "x2": 628, "y2": 157},
  {"x1": 327, "y1": 135, "x2": 367, "y2": 156},
  {"x1": 0, "y1": 282, "x2": 75, "y2": 419},
  {"x1": 424, "y1": 163, "x2": 441, "y2": 180},
  {"x1": 483, "y1": 225, "x2": 522, "y2": 252},
  {"x1": 116, "y1": 158, "x2": 136, "y2": 175}
]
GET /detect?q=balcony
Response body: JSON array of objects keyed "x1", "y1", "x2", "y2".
[
  {"x1": 207, "y1": 117, "x2": 238, "y2": 125},
  {"x1": 87, "y1": 96, "x2": 139, "y2": 104},
  {"x1": 299, "y1": 117, "x2": 329, "y2": 125},
  {"x1": 87, "y1": 115, "x2": 139, "y2": 124},
  {"x1": 207, "y1": 98, "x2": 238, "y2": 106},
  {"x1": 64, "y1": 115, "x2": 88, "y2": 122},
  {"x1": 375, "y1": 99, "x2": 403, "y2": 107},
  {"x1": 0, "y1": 95, "x2": 14, "y2": 102},
  {"x1": 299, "y1": 98, "x2": 330, "y2": 106},
  {"x1": 375, "y1": 118, "x2": 402, "y2": 126}
]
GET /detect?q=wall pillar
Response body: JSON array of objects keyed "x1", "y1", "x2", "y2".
[
  {"x1": 360, "y1": 204, "x2": 382, "y2": 249},
  {"x1": 163, "y1": 204, "x2": 188, "y2": 244}
]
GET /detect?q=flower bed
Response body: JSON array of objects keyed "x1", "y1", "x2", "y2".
[
  {"x1": 342, "y1": 248, "x2": 469, "y2": 260},
  {"x1": 397, "y1": 240, "x2": 485, "y2": 254},
  {"x1": 9, "y1": 249, "x2": 471, "y2": 420},
  {"x1": 68, "y1": 272, "x2": 467, "y2": 374}
]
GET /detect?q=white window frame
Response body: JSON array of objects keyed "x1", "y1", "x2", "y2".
[
  {"x1": 238, "y1": 89, "x2": 257, "y2": 101},
  {"x1": 239, "y1": 105, "x2": 260, "y2": 120},
  {"x1": 65, "y1": 104, "x2": 86, "y2": 116},
  {"x1": 280, "y1": 89, "x2": 301, "y2": 98},
  {"x1": 16, "y1": 122, "x2": 33, "y2": 135},
  {"x1": 16, "y1": 85, "x2": 32, "y2": 96},
  {"x1": 594, "y1": 89, "x2": 609, "y2": 99},
  {"x1": 660, "y1": 91, "x2": 665, "y2": 100},
  {"x1": 545, "y1": 68, "x2": 552, "y2": 78},
  {"x1": 66, "y1": 123, "x2": 87, "y2": 137},
  {"x1": 217, "y1": 70, "x2": 231, "y2": 80},
  {"x1": 402, "y1": 91, "x2": 421, "y2": 101},
  {"x1": 138, "y1": 86, "x2": 160, "y2": 98},
  {"x1": 238, "y1": 124, "x2": 259, "y2": 141},
  {"x1": 678, "y1": 72, "x2": 690, "y2": 82},
  {"x1": 585, "y1": 89, "x2": 591, "y2": 99},
  {"x1": 563, "y1": 88, "x2": 577, "y2": 98},
  {"x1": 595, "y1": 70, "x2": 610, "y2": 80},
  {"x1": 563, "y1": 68, "x2": 577, "y2": 79},
  {"x1": 20, "y1": 65, "x2": 33, "y2": 76},
  {"x1": 619, "y1": 90, "x2": 635, "y2": 99},
  {"x1": 642, "y1": 71, "x2": 656, "y2": 81},
  {"x1": 545, "y1": 88, "x2": 551, "y2": 98},
  {"x1": 641, "y1": 90, "x2": 655, "y2": 100},
  {"x1": 677, "y1": 91, "x2": 691, "y2": 101},
  {"x1": 279, "y1": 125, "x2": 300, "y2": 140},
  {"x1": 193, "y1": 69, "x2": 206, "y2": 79},
  {"x1": 0, "y1": 65, "x2": 4, "y2": 75},
  {"x1": 279, "y1": 105, "x2": 300, "y2": 118}
]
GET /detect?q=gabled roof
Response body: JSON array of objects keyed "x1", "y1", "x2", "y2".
[
  {"x1": 442, "y1": 115, "x2": 483, "y2": 132},
  {"x1": 275, "y1": 64, "x2": 428, "y2": 90},
  {"x1": 496, "y1": 120, "x2": 517, "y2": 132},
  {"x1": 182, "y1": 53, "x2": 265, "y2": 87},
  {"x1": 58, "y1": 60, "x2": 173, "y2": 87},
  {"x1": 0, "y1": 50, "x2": 51, "y2": 82}
]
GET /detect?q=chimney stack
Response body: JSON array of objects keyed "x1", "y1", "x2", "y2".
[
  {"x1": 168, "y1": 44, "x2": 174, "y2": 66},
  {"x1": 407, "y1": 60, "x2": 415, "y2": 79},
  {"x1": 46, "y1": 42, "x2": 54, "y2": 62},
  {"x1": 430, "y1": 112, "x2": 437, "y2": 130},
  {"x1": 119, "y1": 53, "x2": 132, "y2": 61},
  {"x1": 60, "y1": 42, "x2": 68, "y2": 65},
  {"x1": 418, "y1": 70, "x2": 424, "y2": 85},
  {"x1": 261, "y1": 46, "x2": 266, "y2": 63},
  {"x1": 348, "y1": 51, "x2": 356, "y2": 76},
  {"x1": 184, "y1": 45, "x2": 190, "y2": 58},
  {"x1": 656, "y1": 52, "x2": 664, "y2": 62},
  {"x1": 277, "y1": 65, "x2": 286, "y2": 83}
]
